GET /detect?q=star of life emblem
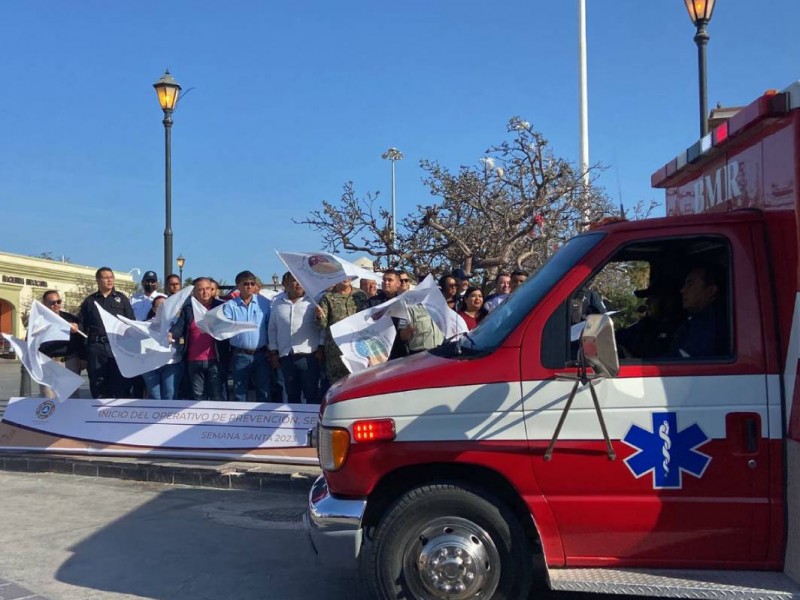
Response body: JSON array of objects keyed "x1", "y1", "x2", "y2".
[{"x1": 622, "y1": 411, "x2": 711, "y2": 489}]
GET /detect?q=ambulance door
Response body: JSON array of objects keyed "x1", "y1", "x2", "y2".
[{"x1": 520, "y1": 225, "x2": 773, "y2": 567}]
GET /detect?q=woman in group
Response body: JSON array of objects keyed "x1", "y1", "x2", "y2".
[
  {"x1": 438, "y1": 274, "x2": 460, "y2": 311},
  {"x1": 458, "y1": 286, "x2": 488, "y2": 330}
]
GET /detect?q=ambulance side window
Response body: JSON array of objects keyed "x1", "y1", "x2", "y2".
[{"x1": 541, "y1": 236, "x2": 734, "y2": 366}]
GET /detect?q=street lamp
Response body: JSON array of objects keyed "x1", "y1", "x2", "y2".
[
  {"x1": 381, "y1": 147, "x2": 404, "y2": 263},
  {"x1": 271, "y1": 273, "x2": 279, "y2": 291},
  {"x1": 176, "y1": 254, "x2": 185, "y2": 284},
  {"x1": 684, "y1": 0, "x2": 716, "y2": 137},
  {"x1": 153, "y1": 69, "x2": 182, "y2": 284}
]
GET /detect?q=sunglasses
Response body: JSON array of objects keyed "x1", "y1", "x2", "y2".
[
  {"x1": 46, "y1": 299, "x2": 62, "y2": 306},
  {"x1": 400, "y1": 279, "x2": 410, "y2": 283},
  {"x1": 240, "y1": 281, "x2": 257, "y2": 287}
]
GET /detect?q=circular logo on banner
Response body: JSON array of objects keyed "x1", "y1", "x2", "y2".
[
  {"x1": 307, "y1": 254, "x2": 343, "y2": 275},
  {"x1": 354, "y1": 335, "x2": 389, "y2": 367},
  {"x1": 35, "y1": 400, "x2": 56, "y2": 420}
]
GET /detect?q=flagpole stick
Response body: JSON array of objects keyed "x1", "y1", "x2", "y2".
[{"x1": 76, "y1": 330, "x2": 88, "y2": 339}]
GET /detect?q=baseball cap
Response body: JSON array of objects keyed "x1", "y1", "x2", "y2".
[
  {"x1": 451, "y1": 268, "x2": 472, "y2": 281},
  {"x1": 142, "y1": 271, "x2": 158, "y2": 282}
]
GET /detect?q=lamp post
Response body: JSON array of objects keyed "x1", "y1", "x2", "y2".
[
  {"x1": 176, "y1": 254, "x2": 185, "y2": 284},
  {"x1": 153, "y1": 70, "x2": 182, "y2": 284},
  {"x1": 271, "y1": 273, "x2": 279, "y2": 292},
  {"x1": 684, "y1": 0, "x2": 716, "y2": 137},
  {"x1": 381, "y1": 147, "x2": 404, "y2": 264}
]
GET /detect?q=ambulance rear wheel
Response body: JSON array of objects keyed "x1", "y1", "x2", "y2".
[{"x1": 360, "y1": 484, "x2": 532, "y2": 600}]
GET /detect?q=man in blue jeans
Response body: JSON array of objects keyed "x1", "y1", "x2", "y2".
[
  {"x1": 222, "y1": 271, "x2": 273, "y2": 402},
  {"x1": 268, "y1": 272, "x2": 324, "y2": 403}
]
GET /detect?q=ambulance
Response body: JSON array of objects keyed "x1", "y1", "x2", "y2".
[{"x1": 306, "y1": 82, "x2": 800, "y2": 600}]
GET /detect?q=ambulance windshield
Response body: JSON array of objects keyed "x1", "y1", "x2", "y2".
[{"x1": 458, "y1": 232, "x2": 605, "y2": 354}]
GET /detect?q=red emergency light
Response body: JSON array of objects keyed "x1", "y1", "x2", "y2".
[
  {"x1": 353, "y1": 418, "x2": 396, "y2": 443},
  {"x1": 651, "y1": 87, "x2": 792, "y2": 188}
]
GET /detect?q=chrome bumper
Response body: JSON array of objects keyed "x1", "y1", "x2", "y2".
[{"x1": 305, "y1": 475, "x2": 367, "y2": 569}]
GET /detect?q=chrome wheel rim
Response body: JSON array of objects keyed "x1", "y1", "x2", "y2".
[{"x1": 403, "y1": 516, "x2": 501, "y2": 600}]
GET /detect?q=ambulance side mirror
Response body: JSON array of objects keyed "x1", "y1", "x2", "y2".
[{"x1": 580, "y1": 314, "x2": 619, "y2": 377}]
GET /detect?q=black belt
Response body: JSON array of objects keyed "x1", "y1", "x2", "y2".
[
  {"x1": 286, "y1": 351, "x2": 312, "y2": 358},
  {"x1": 233, "y1": 346, "x2": 267, "y2": 355},
  {"x1": 90, "y1": 335, "x2": 109, "y2": 343}
]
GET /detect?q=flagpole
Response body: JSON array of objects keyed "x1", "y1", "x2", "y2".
[{"x1": 578, "y1": 0, "x2": 590, "y2": 224}]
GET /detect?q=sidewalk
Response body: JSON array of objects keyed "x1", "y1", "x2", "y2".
[{"x1": 0, "y1": 452, "x2": 321, "y2": 492}]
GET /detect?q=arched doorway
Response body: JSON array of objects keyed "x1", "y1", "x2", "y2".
[{"x1": 0, "y1": 299, "x2": 14, "y2": 354}]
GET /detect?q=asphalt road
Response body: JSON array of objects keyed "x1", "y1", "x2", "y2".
[
  {"x1": 0, "y1": 471, "x2": 355, "y2": 600},
  {"x1": 0, "y1": 359, "x2": 652, "y2": 600},
  {"x1": 0, "y1": 471, "x2": 662, "y2": 600}
]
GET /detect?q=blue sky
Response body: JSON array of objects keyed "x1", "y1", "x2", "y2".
[{"x1": 1, "y1": 1, "x2": 798, "y2": 285}]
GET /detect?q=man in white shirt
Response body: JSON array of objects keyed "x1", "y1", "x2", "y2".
[
  {"x1": 268, "y1": 272, "x2": 324, "y2": 403},
  {"x1": 130, "y1": 271, "x2": 162, "y2": 321},
  {"x1": 484, "y1": 271, "x2": 512, "y2": 313}
]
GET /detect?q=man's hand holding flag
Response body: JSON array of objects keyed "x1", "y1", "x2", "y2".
[{"x1": 1, "y1": 300, "x2": 84, "y2": 400}]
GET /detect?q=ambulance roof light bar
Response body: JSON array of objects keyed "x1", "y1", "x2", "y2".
[{"x1": 651, "y1": 81, "x2": 799, "y2": 188}]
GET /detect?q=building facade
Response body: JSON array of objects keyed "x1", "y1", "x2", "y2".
[{"x1": 0, "y1": 251, "x2": 134, "y2": 343}]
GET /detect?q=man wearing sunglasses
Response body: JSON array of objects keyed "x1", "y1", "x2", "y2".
[
  {"x1": 398, "y1": 271, "x2": 413, "y2": 294},
  {"x1": 223, "y1": 270, "x2": 273, "y2": 402},
  {"x1": 38, "y1": 290, "x2": 85, "y2": 387}
]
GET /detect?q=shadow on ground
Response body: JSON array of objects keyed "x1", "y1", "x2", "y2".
[{"x1": 55, "y1": 486, "x2": 354, "y2": 600}]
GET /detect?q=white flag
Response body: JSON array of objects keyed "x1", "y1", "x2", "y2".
[
  {"x1": 329, "y1": 306, "x2": 397, "y2": 374},
  {"x1": 276, "y1": 251, "x2": 381, "y2": 302},
  {"x1": 192, "y1": 297, "x2": 259, "y2": 340},
  {"x1": 25, "y1": 300, "x2": 75, "y2": 381},
  {"x1": 191, "y1": 297, "x2": 259, "y2": 341},
  {"x1": 398, "y1": 275, "x2": 468, "y2": 339},
  {"x1": 2, "y1": 333, "x2": 83, "y2": 401},
  {"x1": 118, "y1": 286, "x2": 194, "y2": 346},
  {"x1": 28, "y1": 300, "x2": 73, "y2": 346},
  {"x1": 96, "y1": 302, "x2": 175, "y2": 378}
]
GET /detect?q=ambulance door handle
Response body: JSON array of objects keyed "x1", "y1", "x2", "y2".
[
  {"x1": 743, "y1": 417, "x2": 758, "y2": 454},
  {"x1": 727, "y1": 412, "x2": 760, "y2": 455}
]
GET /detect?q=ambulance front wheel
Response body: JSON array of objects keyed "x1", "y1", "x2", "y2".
[{"x1": 360, "y1": 483, "x2": 533, "y2": 600}]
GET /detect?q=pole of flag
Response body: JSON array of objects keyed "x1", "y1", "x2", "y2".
[{"x1": 578, "y1": 0, "x2": 590, "y2": 224}]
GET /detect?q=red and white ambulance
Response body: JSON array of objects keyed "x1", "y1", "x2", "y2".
[{"x1": 306, "y1": 82, "x2": 800, "y2": 600}]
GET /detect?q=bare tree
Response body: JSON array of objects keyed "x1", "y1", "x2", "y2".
[{"x1": 297, "y1": 118, "x2": 654, "y2": 284}]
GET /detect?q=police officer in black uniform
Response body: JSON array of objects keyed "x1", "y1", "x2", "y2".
[{"x1": 78, "y1": 267, "x2": 135, "y2": 398}]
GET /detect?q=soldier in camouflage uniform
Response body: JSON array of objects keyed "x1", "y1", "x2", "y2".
[{"x1": 316, "y1": 280, "x2": 370, "y2": 384}]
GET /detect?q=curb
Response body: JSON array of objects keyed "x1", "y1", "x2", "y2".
[{"x1": 0, "y1": 453, "x2": 321, "y2": 492}]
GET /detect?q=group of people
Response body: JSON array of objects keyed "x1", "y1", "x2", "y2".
[
  {"x1": 38, "y1": 264, "x2": 532, "y2": 403},
  {"x1": 437, "y1": 268, "x2": 529, "y2": 329}
]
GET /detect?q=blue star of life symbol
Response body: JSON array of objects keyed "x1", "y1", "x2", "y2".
[{"x1": 622, "y1": 411, "x2": 711, "y2": 489}]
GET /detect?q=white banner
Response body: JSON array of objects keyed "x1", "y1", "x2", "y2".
[
  {"x1": 191, "y1": 297, "x2": 258, "y2": 341},
  {"x1": 2, "y1": 397, "x2": 318, "y2": 450},
  {"x1": 277, "y1": 251, "x2": 381, "y2": 302},
  {"x1": 330, "y1": 308, "x2": 399, "y2": 373},
  {"x1": 1, "y1": 335, "x2": 84, "y2": 400},
  {"x1": 399, "y1": 275, "x2": 468, "y2": 340},
  {"x1": 1, "y1": 300, "x2": 83, "y2": 400}
]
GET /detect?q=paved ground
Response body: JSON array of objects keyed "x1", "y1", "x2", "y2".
[{"x1": 0, "y1": 471, "x2": 354, "y2": 600}]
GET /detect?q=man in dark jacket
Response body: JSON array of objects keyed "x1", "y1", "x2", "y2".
[
  {"x1": 669, "y1": 262, "x2": 729, "y2": 359},
  {"x1": 169, "y1": 277, "x2": 229, "y2": 400},
  {"x1": 368, "y1": 270, "x2": 408, "y2": 360},
  {"x1": 77, "y1": 267, "x2": 134, "y2": 399}
]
